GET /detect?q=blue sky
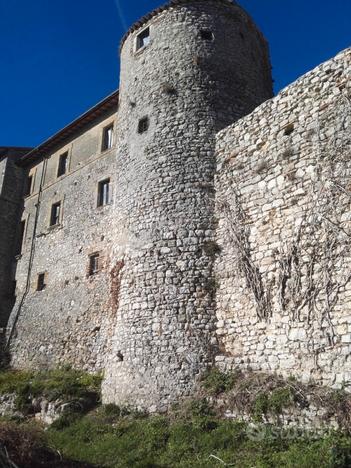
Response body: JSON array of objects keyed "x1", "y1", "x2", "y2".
[{"x1": 0, "y1": 0, "x2": 349, "y2": 148}]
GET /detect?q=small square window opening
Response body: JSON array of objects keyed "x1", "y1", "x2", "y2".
[
  {"x1": 89, "y1": 254, "x2": 100, "y2": 276},
  {"x1": 97, "y1": 179, "x2": 111, "y2": 207},
  {"x1": 200, "y1": 30, "x2": 214, "y2": 41},
  {"x1": 136, "y1": 27, "x2": 150, "y2": 51},
  {"x1": 37, "y1": 273, "x2": 46, "y2": 291},
  {"x1": 57, "y1": 152, "x2": 68, "y2": 177},
  {"x1": 24, "y1": 175, "x2": 33, "y2": 197},
  {"x1": 50, "y1": 202, "x2": 61, "y2": 227},
  {"x1": 138, "y1": 117, "x2": 149, "y2": 134},
  {"x1": 102, "y1": 124, "x2": 114, "y2": 152},
  {"x1": 284, "y1": 123, "x2": 295, "y2": 136}
]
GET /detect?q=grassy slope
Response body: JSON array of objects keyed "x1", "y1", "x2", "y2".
[
  {"x1": 47, "y1": 408, "x2": 351, "y2": 468},
  {"x1": 0, "y1": 368, "x2": 350, "y2": 468}
]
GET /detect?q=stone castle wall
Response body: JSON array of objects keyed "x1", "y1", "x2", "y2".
[
  {"x1": 102, "y1": 0, "x2": 272, "y2": 411},
  {"x1": 1, "y1": 0, "x2": 350, "y2": 412},
  {"x1": 215, "y1": 48, "x2": 351, "y2": 389},
  {"x1": 8, "y1": 110, "x2": 121, "y2": 371},
  {"x1": 0, "y1": 150, "x2": 26, "y2": 329}
]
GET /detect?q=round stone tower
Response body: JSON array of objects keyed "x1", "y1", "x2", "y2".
[{"x1": 103, "y1": 0, "x2": 273, "y2": 410}]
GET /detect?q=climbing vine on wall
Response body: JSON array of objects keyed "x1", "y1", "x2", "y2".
[
  {"x1": 277, "y1": 94, "x2": 351, "y2": 340},
  {"x1": 219, "y1": 92, "x2": 351, "y2": 336},
  {"x1": 218, "y1": 193, "x2": 272, "y2": 321}
]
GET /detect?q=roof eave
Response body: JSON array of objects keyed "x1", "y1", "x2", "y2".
[{"x1": 18, "y1": 90, "x2": 119, "y2": 168}]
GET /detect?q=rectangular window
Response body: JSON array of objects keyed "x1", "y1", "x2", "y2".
[
  {"x1": 136, "y1": 27, "x2": 150, "y2": 51},
  {"x1": 97, "y1": 178, "x2": 110, "y2": 207},
  {"x1": 50, "y1": 201, "x2": 61, "y2": 226},
  {"x1": 57, "y1": 152, "x2": 68, "y2": 177},
  {"x1": 37, "y1": 273, "x2": 46, "y2": 291},
  {"x1": 89, "y1": 253, "x2": 100, "y2": 276},
  {"x1": 15, "y1": 220, "x2": 26, "y2": 256},
  {"x1": 101, "y1": 124, "x2": 114, "y2": 152},
  {"x1": 24, "y1": 175, "x2": 33, "y2": 197}
]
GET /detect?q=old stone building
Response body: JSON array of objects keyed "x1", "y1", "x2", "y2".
[{"x1": 0, "y1": 0, "x2": 350, "y2": 411}]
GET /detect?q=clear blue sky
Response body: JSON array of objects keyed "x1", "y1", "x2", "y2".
[{"x1": 0, "y1": 0, "x2": 349, "y2": 148}]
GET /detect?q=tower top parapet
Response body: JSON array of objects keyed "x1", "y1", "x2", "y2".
[{"x1": 119, "y1": 0, "x2": 238, "y2": 52}]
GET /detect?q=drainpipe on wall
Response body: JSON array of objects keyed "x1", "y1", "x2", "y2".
[{"x1": 5, "y1": 156, "x2": 48, "y2": 349}]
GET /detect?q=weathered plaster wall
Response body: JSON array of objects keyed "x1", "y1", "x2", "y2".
[
  {"x1": 102, "y1": 0, "x2": 272, "y2": 411},
  {"x1": 8, "y1": 110, "x2": 120, "y2": 371},
  {"x1": 215, "y1": 49, "x2": 351, "y2": 389}
]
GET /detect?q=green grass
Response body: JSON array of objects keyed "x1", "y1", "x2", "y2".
[
  {"x1": 1, "y1": 411, "x2": 350, "y2": 468},
  {"x1": 1, "y1": 367, "x2": 351, "y2": 467},
  {"x1": 45, "y1": 409, "x2": 351, "y2": 468},
  {"x1": 0, "y1": 367, "x2": 102, "y2": 413}
]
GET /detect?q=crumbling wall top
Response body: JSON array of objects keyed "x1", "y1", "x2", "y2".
[{"x1": 119, "y1": 0, "x2": 248, "y2": 52}]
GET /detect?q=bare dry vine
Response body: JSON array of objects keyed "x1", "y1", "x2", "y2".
[
  {"x1": 278, "y1": 94, "x2": 351, "y2": 339},
  {"x1": 219, "y1": 92, "x2": 351, "y2": 337},
  {"x1": 218, "y1": 193, "x2": 272, "y2": 320}
]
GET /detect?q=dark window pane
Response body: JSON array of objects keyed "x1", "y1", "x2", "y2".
[
  {"x1": 50, "y1": 202, "x2": 61, "y2": 226},
  {"x1": 24, "y1": 175, "x2": 33, "y2": 197},
  {"x1": 37, "y1": 273, "x2": 46, "y2": 291},
  {"x1": 89, "y1": 254, "x2": 100, "y2": 276},
  {"x1": 138, "y1": 117, "x2": 149, "y2": 134},
  {"x1": 98, "y1": 179, "x2": 110, "y2": 207},
  {"x1": 102, "y1": 125, "x2": 114, "y2": 151},
  {"x1": 136, "y1": 28, "x2": 150, "y2": 50},
  {"x1": 57, "y1": 152, "x2": 68, "y2": 177}
]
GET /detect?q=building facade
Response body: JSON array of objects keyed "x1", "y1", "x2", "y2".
[{"x1": 0, "y1": 0, "x2": 350, "y2": 411}]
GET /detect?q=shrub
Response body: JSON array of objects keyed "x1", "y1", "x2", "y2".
[
  {"x1": 253, "y1": 388, "x2": 294, "y2": 421},
  {"x1": 201, "y1": 368, "x2": 239, "y2": 396},
  {"x1": 269, "y1": 388, "x2": 294, "y2": 414},
  {"x1": 253, "y1": 393, "x2": 270, "y2": 421}
]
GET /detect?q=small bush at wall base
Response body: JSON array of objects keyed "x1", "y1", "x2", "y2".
[
  {"x1": 269, "y1": 387, "x2": 294, "y2": 414},
  {"x1": 253, "y1": 388, "x2": 294, "y2": 421},
  {"x1": 253, "y1": 393, "x2": 270, "y2": 422},
  {"x1": 201, "y1": 368, "x2": 238, "y2": 395},
  {"x1": 199, "y1": 368, "x2": 351, "y2": 432}
]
